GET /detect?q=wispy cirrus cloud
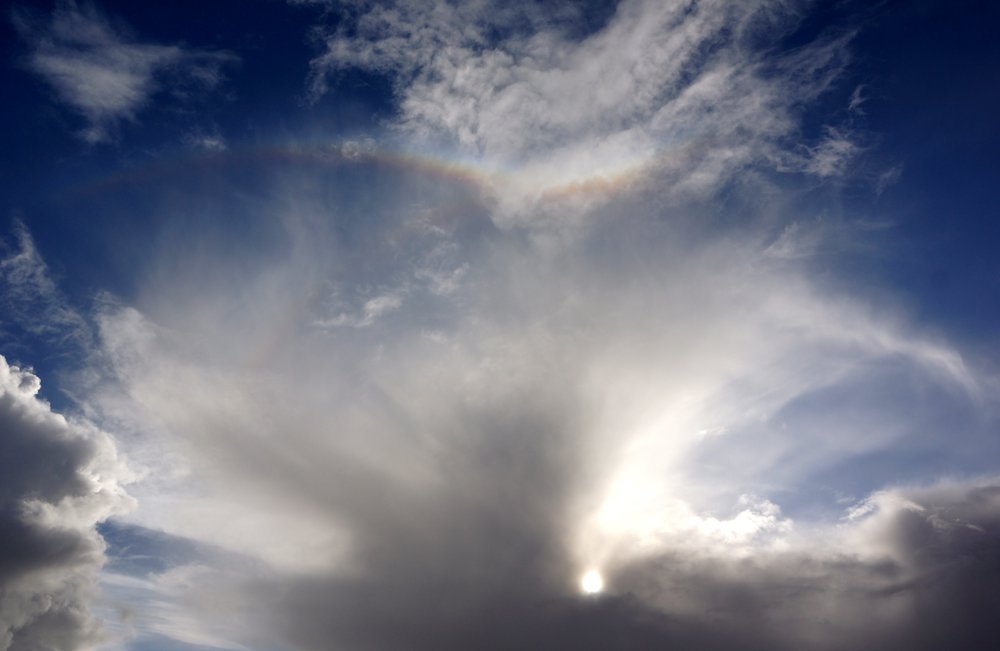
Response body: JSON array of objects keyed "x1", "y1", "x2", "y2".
[
  {"x1": 12, "y1": 1, "x2": 238, "y2": 143},
  {"x1": 0, "y1": 222, "x2": 92, "y2": 357},
  {"x1": 302, "y1": 0, "x2": 859, "y2": 221}
]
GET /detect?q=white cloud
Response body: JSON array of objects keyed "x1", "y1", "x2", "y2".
[
  {"x1": 24, "y1": 133, "x2": 996, "y2": 651},
  {"x1": 0, "y1": 222, "x2": 91, "y2": 353},
  {"x1": 805, "y1": 126, "x2": 861, "y2": 177},
  {"x1": 305, "y1": 0, "x2": 858, "y2": 222},
  {"x1": 314, "y1": 290, "x2": 405, "y2": 327},
  {"x1": 183, "y1": 129, "x2": 228, "y2": 152},
  {"x1": 78, "y1": 166, "x2": 983, "y2": 597},
  {"x1": 876, "y1": 163, "x2": 903, "y2": 195},
  {"x1": 37, "y1": 3, "x2": 986, "y2": 644},
  {"x1": 13, "y1": 1, "x2": 238, "y2": 142}
]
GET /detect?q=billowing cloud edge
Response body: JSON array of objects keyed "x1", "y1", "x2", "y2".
[{"x1": 0, "y1": 355, "x2": 134, "y2": 651}]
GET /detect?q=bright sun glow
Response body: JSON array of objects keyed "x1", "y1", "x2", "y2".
[{"x1": 581, "y1": 570, "x2": 603, "y2": 594}]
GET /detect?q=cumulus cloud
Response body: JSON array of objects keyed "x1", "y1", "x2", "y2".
[
  {"x1": 12, "y1": 1, "x2": 238, "y2": 142},
  {"x1": 610, "y1": 480, "x2": 1000, "y2": 651},
  {"x1": 0, "y1": 356, "x2": 133, "y2": 651}
]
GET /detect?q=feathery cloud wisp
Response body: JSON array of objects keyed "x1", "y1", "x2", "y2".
[{"x1": 13, "y1": 1, "x2": 237, "y2": 142}]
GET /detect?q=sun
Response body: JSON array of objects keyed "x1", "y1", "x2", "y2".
[{"x1": 581, "y1": 570, "x2": 603, "y2": 595}]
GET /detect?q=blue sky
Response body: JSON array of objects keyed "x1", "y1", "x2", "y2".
[{"x1": 1, "y1": 2, "x2": 1000, "y2": 650}]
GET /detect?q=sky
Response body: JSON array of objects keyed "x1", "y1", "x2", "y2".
[{"x1": 1, "y1": 1, "x2": 1000, "y2": 650}]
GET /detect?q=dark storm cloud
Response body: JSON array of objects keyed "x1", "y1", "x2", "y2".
[
  {"x1": 11, "y1": 1, "x2": 238, "y2": 143},
  {"x1": 263, "y1": 481, "x2": 1000, "y2": 651},
  {"x1": 0, "y1": 356, "x2": 132, "y2": 651}
]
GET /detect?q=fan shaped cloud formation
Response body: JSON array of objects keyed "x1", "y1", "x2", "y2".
[{"x1": 2, "y1": 1, "x2": 999, "y2": 650}]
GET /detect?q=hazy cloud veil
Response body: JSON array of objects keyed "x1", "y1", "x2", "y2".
[{"x1": 2, "y1": 1, "x2": 999, "y2": 650}]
